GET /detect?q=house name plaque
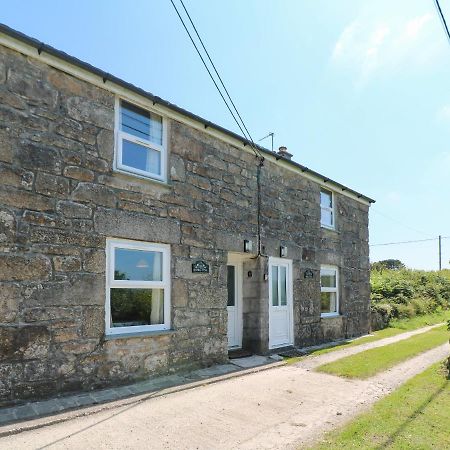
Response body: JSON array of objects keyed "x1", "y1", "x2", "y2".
[
  {"x1": 192, "y1": 260, "x2": 209, "y2": 273},
  {"x1": 304, "y1": 269, "x2": 314, "y2": 279}
]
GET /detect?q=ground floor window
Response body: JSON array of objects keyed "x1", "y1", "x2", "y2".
[
  {"x1": 320, "y1": 265, "x2": 339, "y2": 317},
  {"x1": 105, "y1": 239, "x2": 171, "y2": 335}
]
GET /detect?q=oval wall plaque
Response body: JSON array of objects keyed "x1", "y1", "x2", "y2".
[{"x1": 304, "y1": 269, "x2": 314, "y2": 279}]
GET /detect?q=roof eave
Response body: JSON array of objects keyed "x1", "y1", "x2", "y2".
[{"x1": 0, "y1": 22, "x2": 375, "y2": 204}]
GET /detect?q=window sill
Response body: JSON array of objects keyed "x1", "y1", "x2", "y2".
[
  {"x1": 113, "y1": 167, "x2": 172, "y2": 190},
  {"x1": 320, "y1": 313, "x2": 341, "y2": 319},
  {"x1": 105, "y1": 329, "x2": 175, "y2": 340},
  {"x1": 321, "y1": 224, "x2": 338, "y2": 232}
]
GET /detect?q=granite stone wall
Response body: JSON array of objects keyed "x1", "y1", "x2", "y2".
[{"x1": 0, "y1": 43, "x2": 370, "y2": 405}]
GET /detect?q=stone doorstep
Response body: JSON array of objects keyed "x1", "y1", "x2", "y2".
[{"x1": 0, "y1": 358, "x2": 285, "y2": 435}]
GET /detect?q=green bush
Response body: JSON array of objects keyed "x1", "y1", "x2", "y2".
[
  {"x1": 395, "y1": 303, "x2": 416, "y2": 319},
  {"x1": 370, "y1": 269, "x2": 450, "y2": 328},
  {"x1": 410, "y1": 298, "x2": 432, "y2": 315}
]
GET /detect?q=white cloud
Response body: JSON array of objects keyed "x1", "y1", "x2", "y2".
[
  {"x1": 332, "y1": 20, "x2": 360, "y2": 60},
  {"x1": 331, "y1": 12, "x2": 443, "y2": 85},
  {"x1": 402, "y1": 13, "x2": 433, "y2": 40},
  {"x1": 437, "y1": 105, "x2": 450, "y2": 123}
]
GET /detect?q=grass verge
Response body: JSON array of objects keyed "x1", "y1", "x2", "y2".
[
  {"x1": 284, "y1": 311, "x2": 450, "y2": 365},
  {"x1": 316, "y1": 325, "x2": 448, "y2": 379},
  {"x1": 312, "y1": 362, "x2": 450, "y2": 449}
]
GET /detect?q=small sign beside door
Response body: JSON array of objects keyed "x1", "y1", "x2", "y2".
[
  {"x1": 304, "y1": 269, "x2": 314, "y2": 279},
  {"x1": 192, "y1": 260, "x2": 209, "y2": 273}
]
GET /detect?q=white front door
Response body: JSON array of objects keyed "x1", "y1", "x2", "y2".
[
  {"x1": 269, "y1": 257, "x2": 294, "y2": 349},
  {"x1": 227, "y1": 262, "x2": 242, "y2": 349}
]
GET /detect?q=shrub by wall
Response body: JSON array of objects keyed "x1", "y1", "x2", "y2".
[{"x1": 370, "y1": 269, "x2": 450, "y2": 330}]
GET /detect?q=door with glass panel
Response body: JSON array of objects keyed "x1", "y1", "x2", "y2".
[
  {"x1": 269, "y1": 258, "x2": 293, "y2": 349},
  {"x1": 227, "y1": 262, "x2": 242, "y2": 349}
]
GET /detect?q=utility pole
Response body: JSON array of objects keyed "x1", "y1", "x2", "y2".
[{"x1": 439, "y1": 235, "x2": 442, "y2": 271}]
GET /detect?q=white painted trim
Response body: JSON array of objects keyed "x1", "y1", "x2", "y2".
[
  {"x1": 105, "y1": 238, "x2": 171, "y2": 335},
  {"x1": 268, "y1": 257, "x2": 294, "y2": 350},
  {"x1": 320, "y1": 265, "x2": 339, "y2": 317},
  {"x1": 226, "y1": 258, "x2": 243, "y2": 349},
  {"x1": 0, "y1": 32, "x2": 371, "y2": 207},
  {"x1": 320, "y1": 188, "x2": 335, "y2": 230},
  {"x1": 114, "y1": 97, "x2": 168, "y2": 182}
]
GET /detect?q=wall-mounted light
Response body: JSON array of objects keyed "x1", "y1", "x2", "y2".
[
  {"x1": 136, "y1": 259, "x2": 149, "y2": 268},
  {"x1": 244, "y1": 239, "x2": 253, "y2": 253},
  {"x1": 280, "y1": 246, "x2": 287, "y2": 258}
]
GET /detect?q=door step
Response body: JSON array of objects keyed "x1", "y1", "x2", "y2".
[
  {"x1": 276, "y1": 348, "x2": 306, "y2": 358},
  {"x1": 228, "y1": 349, "x2": 253, "y2": 359}
]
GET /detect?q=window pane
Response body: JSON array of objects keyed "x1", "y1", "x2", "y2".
[
  {"x1": 280, "y1": 266, "x2": 287, "y2": 306},
  {"x1": 272, "y1": 266, "x2": 279, "y2": 306},
  {"x1": 329, "y1": 292, "x2": 337, "y2": 313},
  {"x1": 321, "y1": 292, "x2": 337, "y2": 314},
  {"x1": 321, "y1": 208, "x2": 333, "y2": 226},
  {"x1": 321, "y1": 272, "x2": 336, "y2": 288},
  {"x1": 122, "y1": 139, "x2": 161, "y2": 175},
  {"x1": 110, "y1": 288, "x2": 164, "y2": 327},
  {"x1": 320, "y1": 190, "x2": 332, "y2": 208},
  {"x1": 121, "y1": 101, "x2": 163, "y2": 145},
  {"x1": 114, "y1": 248, "x2": 162, "y2": 281},
  {"x1": 227, "y1": 265, "x2": 235, "y2": 307}
]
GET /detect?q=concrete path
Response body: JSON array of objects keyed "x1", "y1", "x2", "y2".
[
  {"x1": 0, "y1": 356, "x2": 280, "y2": 428},
  {"x1": 0, "y1": 325, "x2": 447, "y2": 450}
]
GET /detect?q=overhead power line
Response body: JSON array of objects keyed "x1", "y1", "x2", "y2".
[
  {"x1": 370, "y1": 208, "x2": 434, "y2": 238},
  {"x1": 434, "y1": 0, "x2": 450, "y2": 45},
  {"x1": 370, "y1": 236, "x2": 450, "y2": 247},
  {"x1": 169, "y1": 0, "x2": 265, "y2": 257},
  {"x1": 177, "y1": 0, "x2": 263, "y2": 159},
  {"x1": 169, "y1": 0, "x2": 263, "y2": 160}
]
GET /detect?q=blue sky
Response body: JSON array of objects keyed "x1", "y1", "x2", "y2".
[{"x1": 2, "y1": 0, "x2": 450, "y2": 270}]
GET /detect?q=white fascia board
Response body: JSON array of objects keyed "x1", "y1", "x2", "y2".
[{"x1": 0, "y1": 32, "x2": 372, "y2": 207}]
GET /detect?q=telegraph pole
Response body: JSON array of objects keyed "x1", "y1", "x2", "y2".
[{"x1": 439, "y1": 235, "x2": 442, "y2": 271}]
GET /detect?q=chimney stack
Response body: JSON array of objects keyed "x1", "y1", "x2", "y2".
[{"x1": 277, "y1": 146, "x2": 293, "y2": 160}]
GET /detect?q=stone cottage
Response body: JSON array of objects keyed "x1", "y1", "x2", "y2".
[{"x1": 0, "y1": 23, "x2": 374, "y2": 405}]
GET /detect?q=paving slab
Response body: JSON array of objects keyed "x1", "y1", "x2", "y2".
[
  {"x1": 0, "y1": 357, "x2": 279, "y2": 429},
  {"x1": 230, "y1": 355, "x2": 273, "y2": 368},
  {"x1": 0, "y1": 343, "x2": 446, "y2": 449},
  {"x1": 0, "y1": 324, "x2": 444, "y2": 448}
]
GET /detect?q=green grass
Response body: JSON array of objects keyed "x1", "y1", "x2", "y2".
[
  {"x1": 284, "y1": 311, "x2": 450, "y2": 365},
  {"x1": 312, "y1": 362, "x2": 450, "y2": 449},
  {"x1": 389, "y1": 310, "x2": 450, "y2": 330},
  {"x1": 316, "y1": 325, "x2": 448, "y2": 379}
]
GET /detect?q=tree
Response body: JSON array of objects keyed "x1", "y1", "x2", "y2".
[{"x1": 371, "y1": 259, "x2": 406, "y2": 272}]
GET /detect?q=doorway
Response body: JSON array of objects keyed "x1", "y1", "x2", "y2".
[
  {"x1": 268, "y1": 257, "x2": 294, "y2": 349},
  {"x1": 227, "y1": 259, "x2": 243, "y2": 349}
]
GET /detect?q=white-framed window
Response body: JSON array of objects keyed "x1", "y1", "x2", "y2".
[
  {"x1": 320, "y1": 188, "x2": 335, "y2": 229},
  {"x1": 114, "y1": 98, "x2": 167, "y2": 182},
  {"x1": 105, "y1": 239, "x2": 171, "y2": 335},
  {"x1": 320, "y1": 265, "x2": 339, "y2": 317}
]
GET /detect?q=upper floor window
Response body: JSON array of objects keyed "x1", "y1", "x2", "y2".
[
  {"x1": 320, "y1": 265, "x2": 339, "y2": 317},
  {"x1": 105, "y1": 239, "x2": 171, "y2": 335},
  {"x1": 115, "y1": 99, "x2": 166, "y2": 181},
  {"x1": 320, "y1": 188, "x2": 334, "y2": 229}
]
